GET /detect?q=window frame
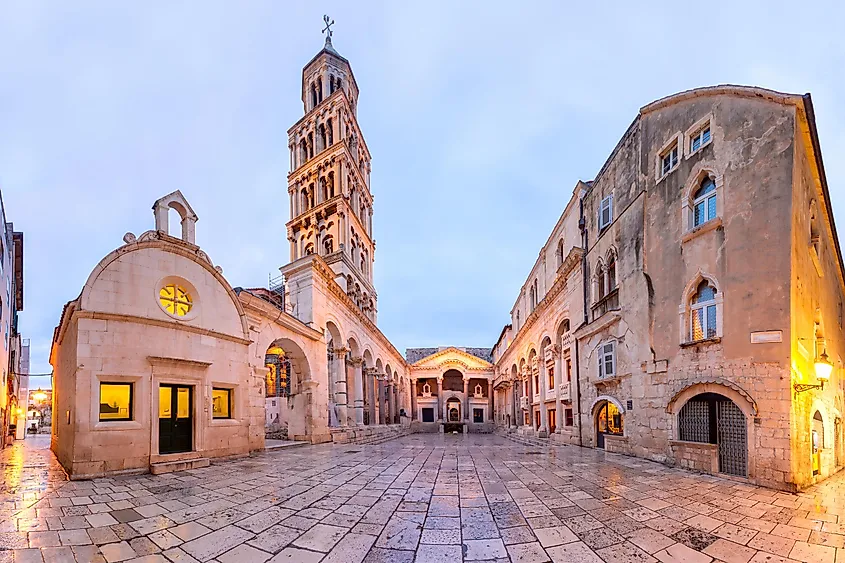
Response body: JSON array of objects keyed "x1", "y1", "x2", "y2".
[
  {"x1": 98, "y1": 382, "x2": 133, "y2": 422},
  {"x1": 690, "y1": 283, "x2": 718, "y2": 341},
  {"x1": 598, "y1": 195, "x2": 613, "y2": 231},
  {"x1": 685, "y1": 114, "x2": 714, "y2": 159},
  {"x1": 212, "y1": 387, "x2": 233, "y2": 419},
  {"x1": 680, "y1": 274, "x2": 724, "y2": 345},
  {"x1": 692, "y1": 178, "x2": 717, "y2": 228},
  {"x1": 655, "y1": 133, "x2": 683, "y2": 182},
  {"x1": 598, "y1": 341, "x2": 616, "y2": 379}
]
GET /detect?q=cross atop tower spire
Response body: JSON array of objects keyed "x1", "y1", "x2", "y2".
[{"x1": 322, "y1": 15, "x2": 335, "y2": 48}]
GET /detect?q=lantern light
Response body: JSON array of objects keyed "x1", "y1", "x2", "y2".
[{"x1": 815, "y1": 349, "x2": 833, "y2": 382}]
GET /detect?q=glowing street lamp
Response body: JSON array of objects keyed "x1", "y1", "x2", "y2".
[
  {"x1": 814, "y1": 349, "x2": 833, "y2": 383},
  {"x1": 795, "y1": 348, "x2": 834, "y2": 394}
]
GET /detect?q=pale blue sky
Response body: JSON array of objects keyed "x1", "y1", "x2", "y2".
[{"x1": 2, "y1": 1, "x2": 844, "y2": 390}]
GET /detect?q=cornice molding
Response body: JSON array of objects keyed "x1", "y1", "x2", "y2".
[
  {"x1": 409, "y1": 347, "x2": 494, "y2": 368},
  {"x1": 71, "y1": 310, "x2": 252, "y2": 346}
]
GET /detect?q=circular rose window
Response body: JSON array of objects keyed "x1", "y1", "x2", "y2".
[{"x1": 159, "y1": 284, "x2": 193, "y2": 317}]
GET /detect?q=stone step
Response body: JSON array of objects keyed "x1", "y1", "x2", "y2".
[{"x1": 150, "y1": 457, "x2": 210, "y2": 475}]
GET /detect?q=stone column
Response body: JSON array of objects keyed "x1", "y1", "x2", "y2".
[
  {"x1": 553, "y1": 345, "x2": 563, "y2": 434},
  {"x1": 537, "y1": 357, "x2": 547, "y2": 434},
  {"x1": 410, "y1": 378, "x2": 417, "y2": 421},
  {"x1": 377, "y1": 376, "x2": 386, "y2": 424},
  {"x1": 366, "y1": 368, "x2": 376, "y2": 426},
  {"x1": 463, "y1": 378, "x2": 470, "y2": 422},
  {"x1": 333, "y1": 348, "x2": 349, "y2": 427},
  {"x1": 351, "y1": 357, "x2": 364, "y2": 426},
  {"x1": 386, "y1": 381, "x2": 394, "y2": 424},
  {"x1": 436, "y1": 377, "x2": 444, "y2": 421},
  {"x1": 488, "y1": 380, "x2": 494, "y2": 424},
  {"x1": 390, "y1": 381, "x2": 399, "y2": 424}
]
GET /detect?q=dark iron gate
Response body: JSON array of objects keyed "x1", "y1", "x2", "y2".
[{"x1": 716, "y1": 398, "x2": 747, "y2": 477}]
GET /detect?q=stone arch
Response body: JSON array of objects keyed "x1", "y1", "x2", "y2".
[
  {"x1": 347, "y1": 336, "x2": 361, "y2": 357},
  {"x1": 325, "y1": 319, "x2": 344, "y2": 348},
  {"x1": 666, "y1": 379, "x2": 757, "y2": 416},
  {"x1": 80, "y1": 238, "x2": 249, "y2": 339},
  {"x1": 153, "y1": 190, "x2": 198, "y2": 244},
  {"x1": 556, "y1": 317, "x2": 570, "y2": 339},
  {"x1": 590, "y1": 394, "x2": 626, "y2": 415}
]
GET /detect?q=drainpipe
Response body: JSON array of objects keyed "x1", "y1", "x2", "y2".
[{"x1": 576, "y1": 196, "x2": 588, "y2": 448}]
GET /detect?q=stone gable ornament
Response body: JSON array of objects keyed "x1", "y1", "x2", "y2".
[{"x1": 123, "y1": 232, "x2": 136, "y2": 244}]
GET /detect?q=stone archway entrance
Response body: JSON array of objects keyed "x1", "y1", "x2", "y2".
[
  {"x1": 446, "y1": 399, "x2": 461, "y2": 422},
  {"x1": 595, "y1": 400, "x2": 623, "y2": 449},
  {"x1": 813, "y1": 411, "x2": 824, "y2": 476},
  {"x1": 679, "y1": 393, "x2": 747, "y2": 477}
]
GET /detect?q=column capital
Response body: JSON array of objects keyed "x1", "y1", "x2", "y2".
[
  {"x1": 349, "y1": 357, "x2": 364, "y2": 367},
  {"x1": 332, "y1": 346, "x2": 349, "y2": 356}
]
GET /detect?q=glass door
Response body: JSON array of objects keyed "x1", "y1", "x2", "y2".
[{"x1": 159, "y1": 384, "x2": 193, "y2": 454}]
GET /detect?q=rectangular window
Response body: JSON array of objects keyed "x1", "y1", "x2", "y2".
[
  {"x1": 598, "y1": 342, "x2": 616, "y2": 379},
  {"x1": 212, "y1": 388, "x2": 232, "y2": 419},
  {"x1": 473, "y1": 409, "x2": 484, "y2": 423},
  {"x1": 661, "y1": 144, "x2": 679, "y2": 176},
  {"x1": 598, "y1": 196, "x2": 613, "y2": 230},
  {"x1": 691, "y1": 305, "x2": 717, "y2": 340},
  {"x1": 690, "y1": 125, "x2": 711, "y2": 154},
  {"x1": 565, "y1": 408, "x2": 574, "y2": 427},
  {"x1": 565, "y1": 357, "x2": 572, "y2": 382},
  {"x1": 548, "y1": 367, "x2": 554, "y2": 390},
  {"x1": 99, "y1": 383, "x2": 133, "y2": 421}
]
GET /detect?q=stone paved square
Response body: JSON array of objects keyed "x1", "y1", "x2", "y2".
[{"x1": 2, "y1": 434, "x2": 845, "y2": 562}]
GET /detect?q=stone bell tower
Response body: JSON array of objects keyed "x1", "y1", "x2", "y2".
[{"x1": 285, "y1": 18, "x2": 377, "y2": 322}]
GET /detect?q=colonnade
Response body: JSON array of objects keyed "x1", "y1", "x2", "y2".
[{"x1": 328, "y1": 347, "x2": 403, "y2": 427}]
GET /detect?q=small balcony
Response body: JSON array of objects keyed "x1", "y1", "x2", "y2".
[
  {"x1": 559, "y1": 382, "x2": 571, "y2": 402},
  {"x1": 591, "y1": 287, "x2": 620, "y2": 321},
  {"x1": 561, "y1": 332, "x2": 571, "y2": 349},
  {"x1": 520, "y1": 396, "x2": 529, "y2": 410}
]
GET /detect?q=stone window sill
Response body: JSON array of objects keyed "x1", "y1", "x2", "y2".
[
  {"x1": 93, "y1": 421, "x2": 143, "y2": 432},
  {"x1": 681, "y1": 217, "x2": 722, "y2": 244},
  {"x1": 680, "y1": 337, "x2": 721, "y2": 348}
]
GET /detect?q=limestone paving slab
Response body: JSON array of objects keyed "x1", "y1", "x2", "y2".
[{"x1": 4, "y1": 433, "x2": 845, "y2": 562}]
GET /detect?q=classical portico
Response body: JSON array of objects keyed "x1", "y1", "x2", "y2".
[{"x1": 406, "y1": 347, "x2": 495, "y2": 433}]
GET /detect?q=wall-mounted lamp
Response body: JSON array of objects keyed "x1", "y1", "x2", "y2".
[{"x1": 795, "y1": 349, "x2": 833, "y2": 394}]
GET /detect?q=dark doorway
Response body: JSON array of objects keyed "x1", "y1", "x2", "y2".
[
  {"x1": 422, "y1": 408, "x2": 434, "y2": 423},
  {"x1": 159, "y1": 384, "x2": 192, "y2": 454},
  {"x1": 678, "y1": 392, "x2": 747, "y2": 477},
  {"x1": 473, "y1": 408, "x2": 484, "y2": 423},
  {"x1": 596, "y1": 401, "x2": 623, "y2": 449}
]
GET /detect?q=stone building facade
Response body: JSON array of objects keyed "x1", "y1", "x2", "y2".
[
  {"x1": 0, "y1": 192, "x2": 25, "y2": 448},
  {"x1": 48, "y1": 32, "x2": 845, "y2": 491},
  {"x1": 493, "y1": 86, "x2": 845, "y2": 491}
]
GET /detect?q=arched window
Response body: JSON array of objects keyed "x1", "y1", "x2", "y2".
[
  {"x1": 329, "y1": 75, "x2": 335, "y2": 94},
  {"x1": 316, "y1": 80, "x2": 322, "y2": 103},
  {"x1": 319, "y1": 124, "x2": 327, "y2": 152},
  {"x1": 310, "y1": 83, "x2": 318, "y2": 108},
  {"x1": 557, "y1": 239, "x2": 564, "y2": 267},
  {"x1": 607, "y1": 254, "x2": 616, "y2": 291},
  {"x1": 327, "y1": 172, "x2": 335, "y2": 198},
  {"x1": 323, "y1": 236, "x2": 334, "y2": 254},
  {"x1": 326, "y1": 118, "x2": 334, "y2": 146},
  {"x1": 304, "y1": 243, "x2": 314, "y2": 256},
  {"x1": 307, "y1": 133, "x2": 314, "y2": 159},
  {"x1": 810, "y1": 200, "x2": 821, "y2": 256},
  {"x1": 298, "y1": 139, "x2": 307, "y2": 166},
  {"x1": 516, "y1": 310, "x2": 520, "y2": 330},
  {"x1": 319, "y1": 177, "x2": 328, "y2": 202},
  {"x1": 690, "y1": 280, "x2": 717, "y2": 340},
  {"x1": 529, "y1": 286, "x2": 536, "y2": 312},
  {"x1": 597, "y1": 262, "x2": 606, "y2": 300},
  {"x1": 300, "y1": 188, "x2": 309, "y2": 212},
  {"x1": 693, "y1": 176, "x2": 717, "y2": 227}
]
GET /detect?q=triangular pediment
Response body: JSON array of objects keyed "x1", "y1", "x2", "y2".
[{"x1": 409, "y1": 347, "x2": 493, "y2": 370}]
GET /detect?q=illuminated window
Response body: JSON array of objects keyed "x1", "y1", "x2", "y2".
[
  {"x1": 159, "y1": 284, "x2": 192, "y2": 317},
  {"x1": 99, "y1": 383, "x2": 132, "y2": 421},
  {"x1": 690, "y1": 281, "x2": 718, "y2": 341},
  {"x1": 212, "y1": 388, "x2": 232, "y2": 419},
  {"x1": 690, "y1": 124, "x2": 711, "y2": 154},
  {"x1": 693, "y1": 177, "x2": 717, "y2": 227}
]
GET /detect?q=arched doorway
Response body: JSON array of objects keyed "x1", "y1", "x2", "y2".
[
  {"x1": 446, "y1": 399, "x2": 461, "y2": 422},
  {"x1": 812, "y1": 411, "x2": 824, "y2": 476},
  {"x1": 595, "y1": 400, "x2": 623, "y2": 448},
  {"x1": 678, "y1": 393, "x2": 747, "y2": 477}
]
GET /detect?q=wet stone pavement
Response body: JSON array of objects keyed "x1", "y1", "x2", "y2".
[{"x1": 1, "y1": 434, "x2": 845, "y2": 562}]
